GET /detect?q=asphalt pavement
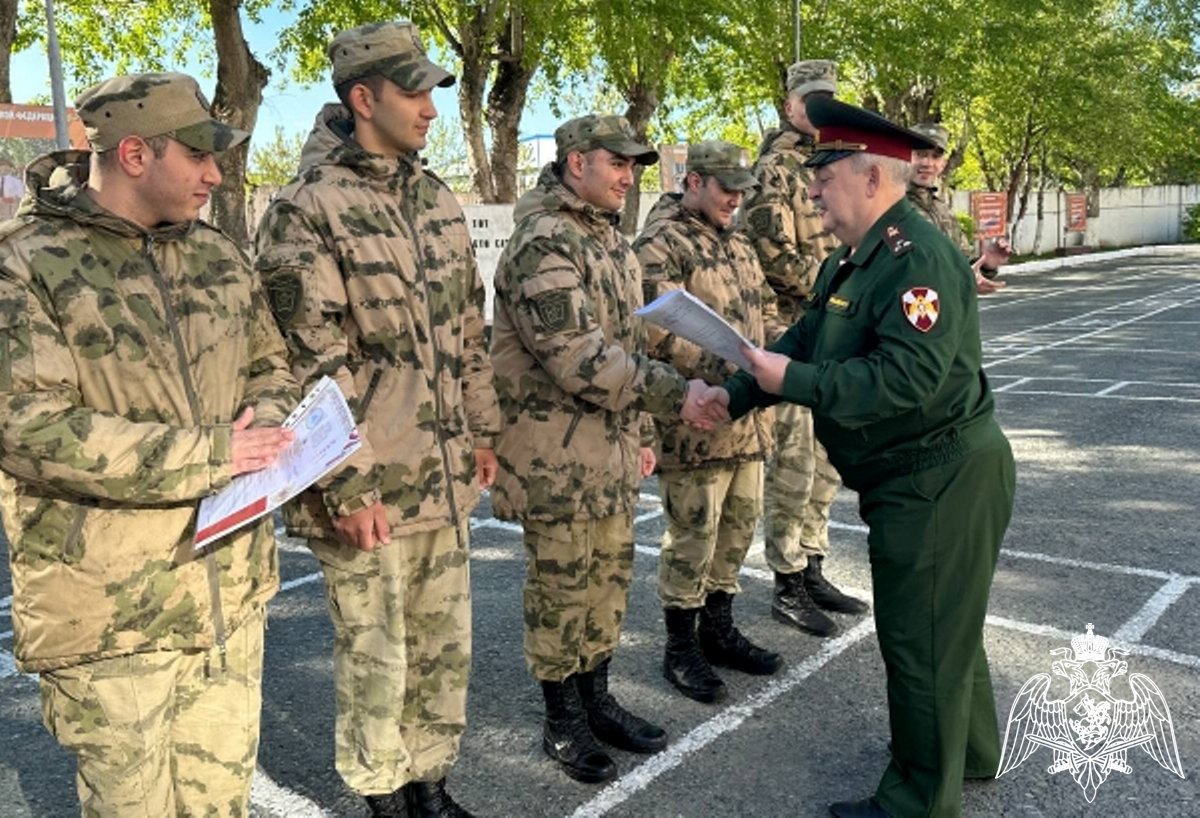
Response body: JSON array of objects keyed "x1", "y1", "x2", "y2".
[{"x1": 2, "y1": 247, "x2": 1198, "y2": 817}]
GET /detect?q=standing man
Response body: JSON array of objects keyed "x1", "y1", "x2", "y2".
[
  {"x1": 742, "y1": 59, "x2": 868, "y2": 637},
  {"x1": 0, "y1": 72, "x2": 298, "y2": 816},
  {"x1": 490, "y1": 114, "x2": 708, "y2": 784},
  {"x1": 255, "y1": 22, "x2": 499, "y2": 818},
  {"x1": 634, "y1": 141, "x2": 787, "y2": 704},
  {"x1": 908, "y1": 122, "x2": 1011, "y2": 295},
  {"x1": 701, "y1": 97, "x2": 1016, "y2": 818}
]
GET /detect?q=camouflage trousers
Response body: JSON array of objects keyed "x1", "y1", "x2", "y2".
[
  {"x1": 39, "y1": 607, "x2": 265, "y2": 818},
  {"x1": 314, "y1": 523, "x2": 471, "y2": 796},
  {"x1": 522, "y1": 513, "x2": 635, "y2": 682},
  {"x1": 658, "y1": 461, "x2": 764, "y2": 608},
  {"x1": 764, "y1": 401, "x2": 841, "y2": 573}
]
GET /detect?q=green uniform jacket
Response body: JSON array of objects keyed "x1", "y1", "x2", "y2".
[
  {"x1": 255, "y1": 104, "x2": 501, "y2": 542},
  {"x1": 725, "y1": 197, "x2": 996, "y2": 492},
  {"x1": 634, "y1": 193, "x2": 784, "y2": 470},
  {"x1": 0, "y1": 152, "x2": 299, "y2": 672},
  {"x1": 490, "y1": 164, "x2": 687, "y2": 523}
]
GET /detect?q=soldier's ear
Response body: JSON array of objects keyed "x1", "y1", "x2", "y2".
[
  {"x1": 346, "y1": 83, "x2": 376, "y2": 121},
  {"x1": 564, "y1": 150, "x2": 586, "y2": 180},
  {"x1": 115, "y1": 136, "x2": 150, "y2": 178}
]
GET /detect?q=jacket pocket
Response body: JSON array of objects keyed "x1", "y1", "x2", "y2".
[{"x1": 356, "y1": 369, "x2": 383, "y2": 424}]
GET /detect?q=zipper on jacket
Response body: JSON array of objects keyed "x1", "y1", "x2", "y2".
[
  {"x1": 562, "y1": 406, "x2": 584, "y2": 448},
  {"x1": 398, "y1": 189, "x2": 463, "y2": 542},
  {"x1": 357, "y1": 369, "x2": 383, "y2": 423},
  {"x1": 144, "y1": 236, "x2": 228, "y2": 665}
]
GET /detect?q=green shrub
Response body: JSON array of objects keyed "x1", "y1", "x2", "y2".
[
  {"x1": 1182, "y1": 202, "x2": 1200, "y2": 243},
  {"x1": 955, "y1": 212, "x2": 976, "y2": 244}
]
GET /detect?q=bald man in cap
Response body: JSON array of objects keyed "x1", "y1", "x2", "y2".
[
  {"x1": 742, "y1": 60, "x2": 869, "y2": 639},
  {"x1": 0, "y1": 71, "x2": 299, "y2": 815},
  {"x1": 908, "y1": 122, "x2": 1011, "y2": 295},
  {"x1": 255, "y1": 21, "x2": 498, "y2": 817},
  {"x1": 699, "y1": 98, "x2": 1016, "y2": 818}
]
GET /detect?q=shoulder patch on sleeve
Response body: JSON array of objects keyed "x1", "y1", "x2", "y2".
[
  {"x1": 532, "y1": 289, "x2": 573, "y2": 333},
  {"x1": 264, "y1": 271, "x2": 304, "y2": 326},
  {"x1": 883, "y1": 224, "x2": 913, "y2": 256},
  {"x1": 901, "y1": 287, "x2": 940, "y2": 332}
]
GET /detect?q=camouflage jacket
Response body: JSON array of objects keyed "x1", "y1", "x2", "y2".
[
  {"x1": 490, "y1": 164, "x2": 687, "y2": 522},
  {"x1": 908, "y1": 183, "x2": 973, "y2": 258},
  {"x1": 255, "y1": 104, "x2": 500, "y2": 544},
  {"x1": 741, "y1": 127, "x2": 840, "y2": 322},
  {"x1": 634, "y1": 194, "x2": 784, "y2": 470},
  {"x1": 0, "y1": 151, "x2": 298, "y2": 672}
]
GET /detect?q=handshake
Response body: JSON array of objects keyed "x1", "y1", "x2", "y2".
[{"x1": 681, "y1": 380, "x2": 730, "y2": 430}]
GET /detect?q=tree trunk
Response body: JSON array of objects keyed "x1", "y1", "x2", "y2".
[
  {"x1": 619, "y1": 78, "x2": 660, "y2": 235},
  {"x1": 455, "y1": 5, "x2": 498, "y2": 202},
  {"x1": 0, "y1": 0, "x2": 16, "y2": 103},
  {"x1": 485, "y1": 9, "x2": 537, "y2": 203},
  {"x1": 208, "y1": 0, "x2": 269, "y2": 246}
]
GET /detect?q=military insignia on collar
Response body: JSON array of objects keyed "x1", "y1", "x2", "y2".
[
  {"x1": 883, "y1": 224, "x2": 912, "y2": 256},
  {"x1": 901, "y1": 287, "x2": 939, "y2": 332}
]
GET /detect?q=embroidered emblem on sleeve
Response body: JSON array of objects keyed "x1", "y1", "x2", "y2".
[{"x1": 901, "y1": 287, "x2": 940, "y2": 332}]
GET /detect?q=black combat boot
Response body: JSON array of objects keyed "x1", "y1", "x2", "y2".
[
  {"x1": 364, "y1": 789, "x2": 410, "y2": 818},
  {"x1": 803, "y1": 555, "x2": 870, "y2": 614},
  {"x1": 577, "y1": 658, "x2": 668, "y2": 753},
  {"x1": 772, "y1": 570, "x2": 838, "y2": 637},
  {"x1": 698, "y1": 590, "x2": 783, "y2": 675},
  {"x1": 829, "y1": 796, "x2": 891, "y2": 817},
  {"x1": 662, "y1": 607, "x2": 726, "y2": 703},
  {"x1": 406, "y1": 779, "x2": 474, "y2": 817},
  {"x1": 540, "y1": 677, "x2": 618, "y2": 783}
]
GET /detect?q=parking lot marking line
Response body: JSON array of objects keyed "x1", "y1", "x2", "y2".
[
  {"x1": 1113, "y1": 576, "x2": 1197, "y2": 644},
  {"x1": 994, "y1": 389, "x2": 1200, "y2": 404},
  {"x1": 0, "y1": 595, "x2": 9, "y2": 612},
  {"x1": 998, "y1": 548, "x2": 1189, "y2": 582},
  {"x1": 993, "y1": 377, "x2": 1032, "y2": 393},
  {"x1": 1036, "y1": 344, "x2": 1199, "y2": 357},
  {"x1": 1094, "y1": 380, "x2": 1131, "y2": 396},
  {"x1": 0, "y1": 650, "x2": 16, "y2": 680},
  {"x1": 987, "y1": 294, "x2": 1200, "y2": 369},
  {"x1": 280, "y1": 574, "x2": 323, "y2": 593},
  {"x1": 568, "y1": 618, "x2": 877, "y2": 818},
  {"x1": 250, "y1": 768, "x2": 333, "y2": 818},
  {"x1": 1, "y1": 629, "x2": 10, "y2": 639},
  {"x1": 984, "y1": 614, "x2": 1200, "y2": 671}
]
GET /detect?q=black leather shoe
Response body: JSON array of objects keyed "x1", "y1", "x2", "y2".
[
  {"x1": 407, "y1": 779, "x2": 473, "y2": 817},
  {"x1": 804, "y1": 556, "x2": 870, "y2": 614},
  {"x1": 541, "y1": 678, "x2": 618, "y2": 783},
  {"x1": 698, "y1": 590, "x2": 783, "y2": 675},
  {"x1": 772, "y1": 571, "x2": 838, "y2": 636},
  {"x1": 662, "y1": 607, "x2": 727, "y2": 703},
  {"x1": 365, "y1": 789, "x2": 410, "y2": 818},
  {"x1": 577, "y1": 659, "x2": 668, "y2": 753},
  {"x1": 829, "y1": 797, "x2": 890, "y2": 817}
]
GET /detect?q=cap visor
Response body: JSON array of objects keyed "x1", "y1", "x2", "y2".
[
  {"x1": 712, "y1": 169, "x2": 759, "y2": 191},
  {"x1": 172, "y1": 120, "x2": 250, "y2": 154},
  {"x1": 385, "y1": 59, "x2": 456, "y2": 92},
  {"x1": 600, "y1": 137, "x2": 659, "y2": 166},
  {"x1": 804, "y1": 149, "x2": 855, "y2": 168}
]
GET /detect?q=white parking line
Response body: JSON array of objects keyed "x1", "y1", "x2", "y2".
[
  {"x1": 1113, "y1": 576, "x2": 1197, "y2": 644},
  {"x1": 250, "y1": 768, "x2": 333, "y2": 818},
  {"x1": 569, "y1": 618, "x2": 877, "y2": 818}
]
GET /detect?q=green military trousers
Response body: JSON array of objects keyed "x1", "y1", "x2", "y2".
[
  {"x1": 40, "y1": 607, "x2": 266, "y2": 818},
  {"x1": 315, "y1": 523, "x2": 472, "y2": 796},
  {"x1": 860, "y1": 422, "x2": 1015, "y2": 818},
  {"x1": 522, "y1": 513, "x2": 635, "y2": 681}
]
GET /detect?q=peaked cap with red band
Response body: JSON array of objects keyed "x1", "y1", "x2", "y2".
[{"x1": 803, "y1": 96, "x2": 937, "y2": 168}]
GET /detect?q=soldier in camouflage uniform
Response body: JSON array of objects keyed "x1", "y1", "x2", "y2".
[
  {"x1": 0, "y1": 72, "x2": 300, "y2": 817},
  {"x1": 741, "y1": 60, "x2": 869, "y2": 637},
  {"x1": 491, "y1": 114, "x2": 708, "y2": 784},
  {"x1": 634, "y1": 141, "x2": 789, "y2": 704},
  {"x1": 254, "y1": 22, "x2": 499, "y2": 818},
  {"x1": 909, "y1": 122, "x2": 1012, "y2": 295}
]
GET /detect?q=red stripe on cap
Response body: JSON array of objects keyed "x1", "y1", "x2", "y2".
[{"x1": 817, "y1": 125, "x2": 914, "y2": 162}]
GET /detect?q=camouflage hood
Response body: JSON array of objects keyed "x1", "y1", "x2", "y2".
[
  {"x1": 0, "y1": 150, "x2": 298, "y2": 672},
  {"x1": 755, "y1": 125, "x2": 811, "y2": 160},
  {"x1": 513, "y1": 163, "x2": 622, "y2": 230},
  {"x1": 18, "y1": 149, "x2": 192, "y2": 241},
  {"x1": 634, "y1": 193, "x2": 783, "y2": 469},
  {"x1": 297, "y1": 103, "x2": 425, "y2": 181}
]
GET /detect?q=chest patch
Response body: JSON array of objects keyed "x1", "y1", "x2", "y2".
[
  {"x1": 826, "y1": 294, "x2": 852, "y2": 313},
  {"x1": 901, "y1": 287, "x2": 940, "y2": 332}
]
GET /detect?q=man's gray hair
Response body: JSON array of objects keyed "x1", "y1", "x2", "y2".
[{"x1": 848, "y1": 152, "x2": 912, "y2": 186}]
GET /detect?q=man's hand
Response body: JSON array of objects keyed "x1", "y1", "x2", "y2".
[
  {"x1": 681, "y1": 378, "x2": 728, "y2": 429},
  {"x1": 639, "y1": 447, "x2": 657, "y2": 478},
  {"x1": 744, "y1": 345, "x2": 792, "y2": 395},
  {"x1": 332, "y1": 501, "x2": 392, "y2": 552},
  {"x1": 974, "y1": 270, "x2": 1007, "y2": 295},
  {"x1": 474, "y1": 447, "x2": 498, "y2": 489},
  {"x1": 230, "y1": 406, "x2": 295, "y2": 476},
  {"x1": 980, "y1": 237, "x2": 1013, "y2": 271}
]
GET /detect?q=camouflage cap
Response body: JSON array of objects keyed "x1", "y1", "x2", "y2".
[
  {"x1": 911, "y1": 122, "x2": 949, "y2": 153},
  {"x1": 787, "y1": 59, "x2": 838, "y2": 97},
  {"x1": 75, "y1": 72, "x2": 249, "y2": 153},
  {"x1": 555, "y1": 114, "x2": 658, "y2": 165},
  {"x1": 687, "y1": 140, "x2": 757, "y2": 191},
  {"x1": 328, "y1": 21, "x2": 454, "y2": 92}
]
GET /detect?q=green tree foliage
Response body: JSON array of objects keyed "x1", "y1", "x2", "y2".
[{"x1": 246, "y1": 124, "x2": 304, "y2": 189}]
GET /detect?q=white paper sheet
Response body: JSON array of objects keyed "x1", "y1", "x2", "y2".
[
  {"x1": 194, "y1": 376, "x2": 360, "y2": 550},
  {"x1": 636, "y1": 289, "x2": 756, "y2": 371}
]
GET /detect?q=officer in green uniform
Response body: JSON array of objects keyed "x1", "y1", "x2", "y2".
[{"x1": 694, "y1": 97, "x2": 1016, "y2": 818}]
